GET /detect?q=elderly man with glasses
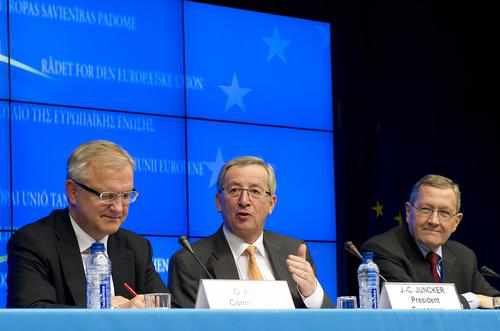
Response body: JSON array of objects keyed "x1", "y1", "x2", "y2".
[
  {"x1": 168, "y1": 156, "x2": 333, "y2": 308},
  {"x1": 362, "y1": 174, "x2": 500, "y2": 309},
  {"x1": 7, "y1": 140, "x2": 168, "y2": 308}
]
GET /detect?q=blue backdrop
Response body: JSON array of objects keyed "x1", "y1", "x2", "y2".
[{"x1": 0, "y1": 0, "x2": 335, "y2": 307}]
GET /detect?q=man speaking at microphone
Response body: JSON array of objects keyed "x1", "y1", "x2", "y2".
[
  {"x1": 168, "y1": 156, "x2": 333, "y2": 308},
  {"x1": 362, "y1": 174, "x2": 500, "y2": 308}
]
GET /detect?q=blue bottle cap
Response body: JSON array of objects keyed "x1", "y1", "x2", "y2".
[
  {"x1": 361, "y1": 251, "x2": 374, "y2": 262},
  {"x1": 90, "y1": 242, "x2": 105, "y2": 254}
]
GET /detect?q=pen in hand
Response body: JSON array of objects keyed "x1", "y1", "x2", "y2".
[{"x1": 123, "y1": 282, "x2": 138, "y2": 297}]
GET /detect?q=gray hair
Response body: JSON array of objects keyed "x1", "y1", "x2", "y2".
[
  {"x1": 67, "y1": 140, "x2": 135, "y2": 182},
  {"x1": 409, "y1": 174, "x2": 461, "y2": 211},
  {"x1": 217, "y1": 156, "x2": 277, "y2": 194}
]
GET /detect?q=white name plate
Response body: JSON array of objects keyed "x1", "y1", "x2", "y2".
[
  {"x1": 380, "y1": 282, "x2": 462, "y2": 309},
  {"x1": 195, "y1": 279, "x2": 295, "y2": 309}
]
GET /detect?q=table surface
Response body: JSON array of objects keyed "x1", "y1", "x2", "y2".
[{"x1": 1, "y1": 309, "x2": 500, "y2": 331}]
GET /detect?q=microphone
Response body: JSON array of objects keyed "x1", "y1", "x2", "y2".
[
  {"x1": 345, "y1": 241, "x2": 364, "y2": 260},
  {"x1": 480, "y1": 266, "x2": 500, "y2": 279},
  {"x1": 178, "y1": 236, "x2": 214, "y2": 279},
  {"x1": 344, "y1": 241, "x2": 387, "y2": 282}
]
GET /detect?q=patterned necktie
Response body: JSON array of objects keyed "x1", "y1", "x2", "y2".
[
  {"x1": 244, "y1": 245, "x2": 263, "y2": 280},
  {"x1": 426, "y1": 252, "x2": 441, "y2": 283}
]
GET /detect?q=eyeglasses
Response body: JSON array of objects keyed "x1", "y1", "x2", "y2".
[
  {"x1": 222, "y1": 186, "x2": 271, "y2": 200},
  {"x1": 72, "y1": 179, "x2": 139, "y2": 204},
  {"x1": 409, "y1": 202, "x2": 459, "y2": 221}
]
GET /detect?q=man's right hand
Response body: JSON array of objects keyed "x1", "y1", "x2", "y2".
[
  {"x1": 111, "y1": 295, "x2": 145, "y2": 309},
  {"x1": 477, "y1": 294, "x2": 494, "y2": 309}
]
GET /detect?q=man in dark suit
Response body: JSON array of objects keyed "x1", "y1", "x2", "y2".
[
  {"x1": 7, "y1": 140, "x2": 168, "y2": 308},
  {"x1": 362, "y1": 174, "x2": 500, "y2": 309},
  {"x1": 168, "y1": 156, "x2": 333, "y2": 308}
]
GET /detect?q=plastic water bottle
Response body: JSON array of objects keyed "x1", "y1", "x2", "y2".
[
  {"x1": 86, "y1": 242, "x2": 112, "y2": 309},
  {"x1": 358, "y1": 251, "x2": 379, "y2": 309}
]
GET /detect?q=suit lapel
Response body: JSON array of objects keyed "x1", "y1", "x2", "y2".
[
  {"x1": 55, "y1": 211, "x2": 86, "y2": 306},
  {"x1": 108, "y1": 233, "x2": 135, "y2": 298},
  {"x1": 264, "y1": 234, "x2": 299, "y2": 297},
  {"x1": 264, "y1": 237, "x2": 289, "y2": 281},
  {"x1": 441, "y1": 244, "x2": 457, "y2": 282},
  {"x1": 400, "y1": 225, "x2": 435, "y2": 282},
  {"x1": 207, "y1": 228, "x2": 239, "y2": 279}
]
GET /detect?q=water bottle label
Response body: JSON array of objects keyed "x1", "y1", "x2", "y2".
[
  {"x1": 369, "y1": 287, "x2": 378, "y2": 308},
  {"x1": 100, "y1": 282, "x2": 110, "y2": 308},
  {"x1": 367, "y1": 270, "x2": 378, "y2": 285}
]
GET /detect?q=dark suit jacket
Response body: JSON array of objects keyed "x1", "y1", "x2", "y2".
[
  {"x1": 168, "y1": 227, "x2": 333, "y2": 308},
  {"x1": 7, "y1": 208, "x2": 167, "y2": 308},
  {"x1": 361, "y1": 224, "x2": 500, "y2": 307}
]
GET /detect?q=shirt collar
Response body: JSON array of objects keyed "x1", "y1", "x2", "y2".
[
  {"x1": 69, "y1": 213, "x2": 109, "y2": 253},
  {"x1": 415, "y1": 240, "x2": 442, "y2": 259},
  {"x1": 222, "y1": 225, "x2": 266, "y2": 258}
]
